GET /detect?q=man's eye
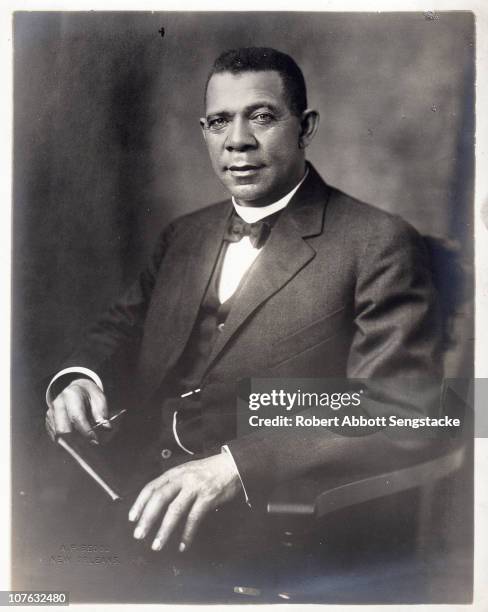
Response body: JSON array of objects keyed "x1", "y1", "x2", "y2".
[
  {"x1": 253, "y1": 113, "x2": 273, "y2": 124},
  {"x1": 208, "y1": 118, "x2": 228, "y2": 130}
]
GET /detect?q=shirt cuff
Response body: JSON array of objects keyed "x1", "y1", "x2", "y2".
[
  {"x1": 221, "y1": 444, "x2": 251, "y2": 507},
  {"x1": 46, "y1": 367, "x2": 104, "y2": 406}
]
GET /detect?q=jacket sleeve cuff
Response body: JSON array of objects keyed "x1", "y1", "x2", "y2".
[
  {"x1": 46, "y1": 367, "x2": 104, "y2": 406},
  {"x1": 221, "y1": 445, "x2": 251, "y2": 507}
]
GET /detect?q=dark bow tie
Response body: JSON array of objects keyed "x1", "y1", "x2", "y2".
[{"x1": 224, "y1": 215, "x2": 272, "y2": 249}]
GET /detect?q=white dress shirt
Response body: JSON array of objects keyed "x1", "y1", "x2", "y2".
[{"x1": 219, "y1": 169, "x2": 308, "y2": 303}]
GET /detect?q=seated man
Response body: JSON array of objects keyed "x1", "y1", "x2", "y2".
[{"x1": 45, "y1": 47, "x2": 441, "y2": 561}]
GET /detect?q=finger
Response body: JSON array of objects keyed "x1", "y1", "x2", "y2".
[
  {"x1": 45, "y1": 415, "x2": 56, "y2": 441},
  {"x1": 133, "y1": 482, "x2": 179, "y2": 541},
  {"x1": 151, "y1": 492, "x2": 195, "y2": 551},
  {"x1": 178, "y1": 499, "x2": 211, "y2": 552},
  {"x1": 63, "y1": 386, "x2": 98, "y2": 444},
  {"x1": 128, "y1": 475, "x2": 169, "y2": 523},
  {"x1": 45, "y1": 407, "x2": 55, "y2": 430},
  {"x1": 87, "y1": 385, "x2": 111, "y2": 428},
  {"x1": 52, "y1": 396, "x2": 72, "y2": 435}
]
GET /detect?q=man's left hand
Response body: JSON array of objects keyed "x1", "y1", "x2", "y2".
[{"x1": 128, "y1": 453, "x2": 242, "y2": 552}]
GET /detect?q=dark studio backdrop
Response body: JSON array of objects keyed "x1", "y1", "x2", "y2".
[{"x1": 12, "y1": 11, "x2": 474, "y2": 601}]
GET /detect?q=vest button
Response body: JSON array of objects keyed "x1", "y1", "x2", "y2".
[
  {"x1": 161, "y1": 449, "x2": 172, "y2": 460},
  {"x1": 217, "y1": 323, "x2": 225, "y2": 332}
]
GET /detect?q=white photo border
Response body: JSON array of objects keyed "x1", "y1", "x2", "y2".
[{"x1": 2, "y1": 1, "x2": 487, "y2": 611}]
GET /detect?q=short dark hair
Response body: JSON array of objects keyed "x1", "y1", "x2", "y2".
[{"x1": 205, "y1": 47, "x2": 307, "y2": 116}]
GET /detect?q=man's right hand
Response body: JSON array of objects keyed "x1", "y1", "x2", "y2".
[{"x1": 45, "y1": 378, "x2": 111, "y2": 444}]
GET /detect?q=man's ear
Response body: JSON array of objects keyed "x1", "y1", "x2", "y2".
[
  {"x1": 199, "y1": 118, "x2": 207, "y2": 141},
  {"x1": 298, "y1": 109, "x2": 320, "y2": 149}
]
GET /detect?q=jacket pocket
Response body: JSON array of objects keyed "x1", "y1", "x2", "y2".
[{"x1": 271, "y1": 306, "x2": 347, "y2": 367}]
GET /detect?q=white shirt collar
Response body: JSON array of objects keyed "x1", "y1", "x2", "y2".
[{"x1": 232, "y1": 166, "x2": 309, "y2": 223}]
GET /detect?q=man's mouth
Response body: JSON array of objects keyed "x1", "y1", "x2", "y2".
[{"x1": 226, "y1": 164, "x2": 263, "y2": 176}]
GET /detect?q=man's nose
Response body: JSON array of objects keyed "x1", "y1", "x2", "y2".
[{"x1": 225, "y1": 118, "x2": 257, "y2": 151}]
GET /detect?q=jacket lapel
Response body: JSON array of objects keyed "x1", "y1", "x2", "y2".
[
  {"x1": 172, "y1": 205, "x2": 230, "y2": 358},
  {"x1": 137, "y1": 201, "x2": 231, "y2": 398},
  {"x1": 203, "y1": 166, "x2": 330, "y2": 375}
]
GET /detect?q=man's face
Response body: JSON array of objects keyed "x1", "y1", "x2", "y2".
[{"x1": 201, "y1": 71, "x2": 305, "y2": 207}]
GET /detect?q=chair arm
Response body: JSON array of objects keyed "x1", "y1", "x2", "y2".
[{"x1": 267, "y1": 443, "x2": 465, "y2": 518}]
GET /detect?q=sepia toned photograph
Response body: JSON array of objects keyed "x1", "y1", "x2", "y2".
[{"x1": 11, "y1": 11, "x2": 475, "y2": 604}]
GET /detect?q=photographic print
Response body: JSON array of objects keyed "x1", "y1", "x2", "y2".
[{"x1": 11, "y1": 10, "x2": 475, "y2": 604}]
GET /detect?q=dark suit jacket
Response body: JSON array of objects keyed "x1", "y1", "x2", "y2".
[{"x1": 62, "y1": 165, "x2": 441, "y2": 504}]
